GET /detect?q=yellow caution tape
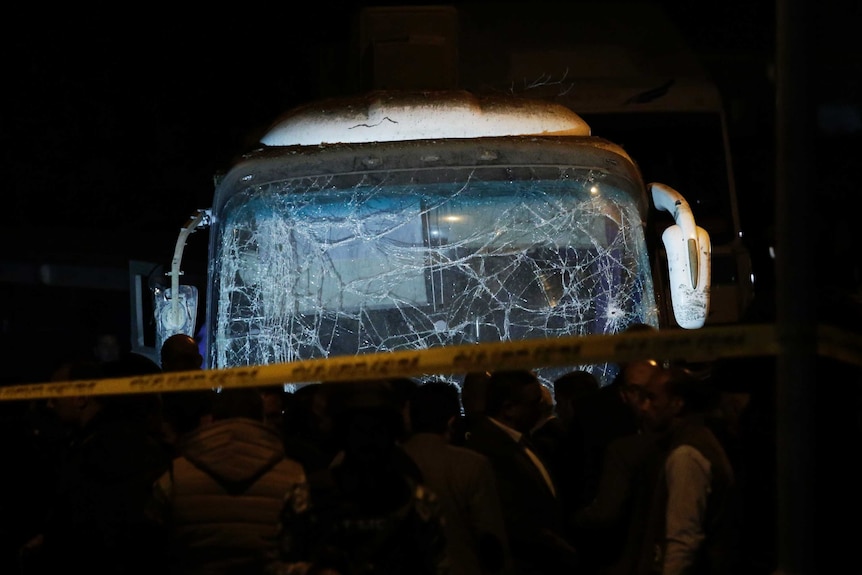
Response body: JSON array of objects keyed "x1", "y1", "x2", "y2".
[
  {"x1": 817, "y1": 324, "x2": 862, "y2": 366},
  {"x1": 0, "y1": 323, "x2": 858, "y2": 401}
]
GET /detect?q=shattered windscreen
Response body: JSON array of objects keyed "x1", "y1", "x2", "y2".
[{"x1": 210, "y1": 165, "x2": 658, "y2": 385}]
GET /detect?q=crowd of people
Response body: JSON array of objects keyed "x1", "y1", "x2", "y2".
[{"x1": 0, "y1": 332, "x2": 780, "y2": 575}]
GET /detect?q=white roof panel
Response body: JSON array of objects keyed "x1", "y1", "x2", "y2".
[{"x1": 261, "y1": 90, "x2": 591, "y2": 146}]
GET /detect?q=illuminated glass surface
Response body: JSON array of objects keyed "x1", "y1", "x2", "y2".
[{"x1": 210, "y1": 164, "x2": 657, "y2": 386}]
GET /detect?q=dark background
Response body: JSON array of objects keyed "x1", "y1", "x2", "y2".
[{"x1": 0, "y1": 1, "x2": 859, "y2": 382}]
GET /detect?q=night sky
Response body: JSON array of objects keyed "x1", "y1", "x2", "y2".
[
  {"x1": 1, "y1": 2, "x2": 782, "y2": 258},
  {"x1": 1, "y1": 1, "x2": 858, "y2": 381},
  {"x1": 1, "y1": 12, "x2": 328, "y2": 258}
]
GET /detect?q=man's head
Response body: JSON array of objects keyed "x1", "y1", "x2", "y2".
[
  {"x1": 92, "y1": 333, "x2": 121, "y2": 363},
  {"x1": 619, "y1": 359, "x2": 661, "y2": 410},
  {"x1": 638, "y1": 366, "x2": 710, "y2": 432},
  {"x1": 329, "y1": 380, "x2": 404, "y2": 458},
  {"x1": 47, "y1": 360, "x2": 107, "y2": 429},
  {"x1": 160, "y1": 333, "x2": 203, "y2": 372},
  {"x1": 615, "y1": 322, "x2": 662, "y2": 407},
  {"x1": 485, "y1": 369, "x2": 544, "y2": 433},
  {"x1": 410, "y1": 380, "x2": 462, "y2": 436},
  {"x1": 47, "y1": 395, "x2": 99, "y2": 429},
  {"x1": 553, "y1": 369, "x2": 599, "y2": 424}
]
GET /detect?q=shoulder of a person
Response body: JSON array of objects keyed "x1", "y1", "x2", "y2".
[
  {"x1": 665, "y1": 443, "x2": 711, "y2": 473},
  {"x1": 274, "y1": 454, "x2": 308, "y2": 474},
  {"x1": 445, "y1": 441, "x2": 497, "y2": 464}
]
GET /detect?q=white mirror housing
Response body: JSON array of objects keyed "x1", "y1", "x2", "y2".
[{"x1": 649, "y1": 182, "x2": 711, "y2": 329}]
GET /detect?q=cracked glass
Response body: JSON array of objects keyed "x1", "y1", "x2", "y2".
[
  {"x1": 210, "y1": 164, "x2": 658, "y2": 386},
  {"x1": 210, "y1": 162, "x2": 658, "y2": 383}
]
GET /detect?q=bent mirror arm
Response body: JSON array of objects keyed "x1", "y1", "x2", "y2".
[{"x1": 154, "y1": 209, "x2": 211, "y2": 357}]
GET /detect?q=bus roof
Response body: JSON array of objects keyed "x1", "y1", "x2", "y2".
[{"x1": 260, "y1": 90, "x2": 591, "y2": 146}]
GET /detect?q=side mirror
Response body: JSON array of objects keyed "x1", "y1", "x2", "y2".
[
  {"x1": 649, "y1": 183, "x2": 711, "y2": 329},
  {"x1": 154, "y1": 209, "x2": 210, "y2": 356}
]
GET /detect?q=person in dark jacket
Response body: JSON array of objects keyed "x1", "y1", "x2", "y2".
[
  {"x1": 271, "y1": 379, "x2": 449, "y2": 575},
  {"x1": 577, "y1": 323, "x2": 661, "y2": 506},
  {"x1": 21, "y1": 358, "x2": 172, "y2": 575},
  {"x1": 147, "y1": 387, "x2": 309, "y2": 575},
  {"x1": 464, "y1": 370, "x2": 579, "y2": 575}
]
